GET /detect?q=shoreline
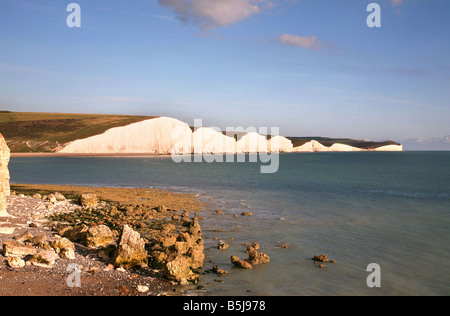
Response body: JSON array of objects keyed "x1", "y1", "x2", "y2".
[
  {"x1": 11, "y1": 153, "x2": 169, "y2": 158},
  {"x1": 11, "y1": 150, "x2": 409, "y2": 159},
  {"x1": 0, "y1": 183, "x2": 210, "y2": 296}
]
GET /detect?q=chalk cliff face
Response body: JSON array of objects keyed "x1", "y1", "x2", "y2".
[
  {"x1": 373, "y1": 145, "x2": 404, "y2": 151},
  {"x1": 329, "y1": 143, "x2": 363, "y2": 152},
  {"x1": 192, "y1": 127, "x2": 236, "y2": 154},
  {"x1": 0, "y1": 133, "x2": 10, "y2": 212},
  {"x1": 236, "y1": 132, "x2": 268, "y2": 153},
  {"x1": 60, "y1": 117, "x2": 192, "y2": 155},
  {"x1": 59, "y1": 117, "x2": 403, "y2": 154},
  {"x1": 268, "y1": 136, "x2": 294, "y2": 153},
  {"x1": 293, "y1": 140, "x2": 331, "y2": 152}
]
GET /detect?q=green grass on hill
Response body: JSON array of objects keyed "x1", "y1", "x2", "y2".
[{"x1": 0, "y1": 112, "x2": 156, "y2": 152}]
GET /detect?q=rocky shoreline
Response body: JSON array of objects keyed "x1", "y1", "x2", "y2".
[{"x1": 0, "y1": 184, "x2": 210, "y2": 296}]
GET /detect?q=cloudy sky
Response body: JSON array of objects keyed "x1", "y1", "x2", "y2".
[{"x1": 0, "y1": 0, "x2": 449, "y2": 149}]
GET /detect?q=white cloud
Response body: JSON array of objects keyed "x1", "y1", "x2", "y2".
[
  {"x1": 276, "y1": 33, "x2": 321, "y2": 50},
  {"x1": 402, "y1": 136, "x2": 450, "y2": 151},
  {"x1": 158, "y1": 0, "x2": 274, "y2": 30}
]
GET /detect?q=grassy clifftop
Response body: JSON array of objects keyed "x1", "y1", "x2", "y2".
[{"x1": 0, "y1": 112, "x2": 156, "y2": 152}]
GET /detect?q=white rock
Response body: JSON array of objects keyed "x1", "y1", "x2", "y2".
[{"x1": 136, "y1": 285, "x2": 149, "y2": 293}]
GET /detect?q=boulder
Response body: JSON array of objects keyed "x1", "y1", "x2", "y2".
[
  {"x1": 165, "y1": 255, "x2": 198, "y2": 285},
  {"x1": 212, "y1": 265, "x2": 229, "y2": 276},
  {"x1": 230, "y1": 255, "x2": 253, "y2": 269},
  {"x1": 7, "y1": 256, "x2": 25, "y2": 268},
  {"x1": 156, "y1": 205, "x2": 167, "y2": 213},
  {"x1": 29, "y1": 249, "x2": 59, "y2": 268},
  {"x1": 51, "y1": 237, "x2": 76, "y2": 259},
  {"x1": 3, "y1": 240, "x2": 37, "y2": 258},
  {"x1": 246, "y1": 242, "x2": 260, "y2": 253},
  {"x1": 63, "y1": 224, "x2": 89, "y2": 242},
  {"x1": 85, "y1": 225, "x2": 114, "y2": 249},
  {"x1": 79, "y1": 193, "x2": 98, "y2": 208},
  {"x1": 114, "y1": 225, "x2": 148, "y2": 269},
  {"x1": 217, "y1": 242, "x2": 229, "y2": 250},
  {"x1": 48, "y1": 192, "x2": 65, "y2": 202},
  {"x1": 14, "y1": 231, "x2": 33, "y2": 243},
  {"x1": 247, "y1": 251, "x2": 270, "y2": 265},
  {"x1": 30, "y1": 233, "x2": 47, "y2": 246},
  {"x1": 312, "y1": 254, "x2": 330, "y2": 263}
]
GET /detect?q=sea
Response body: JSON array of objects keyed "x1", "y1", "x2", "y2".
[{"x1": 8, "y1": 151, "x2": 450, "y2": 296}]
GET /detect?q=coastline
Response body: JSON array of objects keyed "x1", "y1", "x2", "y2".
[
  {"x1": 11, "y1": 153, "x2": 168, "y2": 158},
  {"x1": 0, "y1": 183, "x2": 209, "y2": 296}
]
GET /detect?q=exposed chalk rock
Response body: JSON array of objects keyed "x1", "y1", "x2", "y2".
[
  {"x1": 52, "y1": 237, "x2": 76, "y2": 260},
  {"x1": 114, "y1": 225, "x2": 148, "y2": 269},
  {"x1": 236, "y1": 132, "x2": 268, "y2": 153},
  {"x1": 268, "y1": 135, "x2": 294, "y2": 153},
  {"x1": 0, "y1": 133, "x2": 10, "y2": 215},
  {"x1": 192, "y1": 127, "x2": 236, "y2": 154},
  {"x1": 373, "y1": 144, "x2": 404, "y2": 151},
  {"x1": 57, "y1": 117, "x2": 402, "y2": 154},
  {"x1": 60, "y1": 117, "x2": 192, "y2": 154},
  {"x1": 79, "y1": 193, "x2": 98, "y2": 208}
]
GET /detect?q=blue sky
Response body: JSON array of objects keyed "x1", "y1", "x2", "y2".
[{"x1": 0, "y1": 0, "x2": 449, "y2": 148}]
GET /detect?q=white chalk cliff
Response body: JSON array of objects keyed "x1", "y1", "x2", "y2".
[
  {"x1": 60, "y1": 117, "x2": 192, "y2": 154},
  {"x1": 192, "y1": 127, "x2": 236, "y2": 154},
  {"x1": 59, "y1": 117, "x2": 403, "y2": 154}
]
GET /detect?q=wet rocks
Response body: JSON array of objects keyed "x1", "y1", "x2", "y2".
[
  {"x1": 247, "y1": 250, "x2": 270, "y2": 265},
  {"x1": 149, "y1": 218, "x2": 205, "y2": 284},
  {"x1": 165, "y1": 255, "x2": 198, "y2": 285},
  {"x1": 212, "y1": 265, "x2": 229, "y2": 276},
  {"x1": 230, "y1": 255, "x2": 253, "y2": 269},
  {"x1": 246, "y1": 242, "x2": 260, "y2": 253},
  {"x1": 312, "y1": 254, "x2": 334, "y2": 263},
  {"x1": 217, "y1": 241, "x2": 229, "y2": 250},
  {"x1": 114, "y1": 225, "x2": 148, "y2": 269},
  {"x1": 312, "y1": 254, "x2": 337, "y2": 268},
  {"x1": 230, "y1": 242, "x2": 270, "y2": 269}
]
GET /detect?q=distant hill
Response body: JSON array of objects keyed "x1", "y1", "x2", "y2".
[{"x1": 0, "y1": 112, "x2": 156, "y2": 152}]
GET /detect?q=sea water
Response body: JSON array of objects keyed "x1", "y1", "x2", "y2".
[{"x1": 9, "y1": 152, "x2": 450, "y2": 296}]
